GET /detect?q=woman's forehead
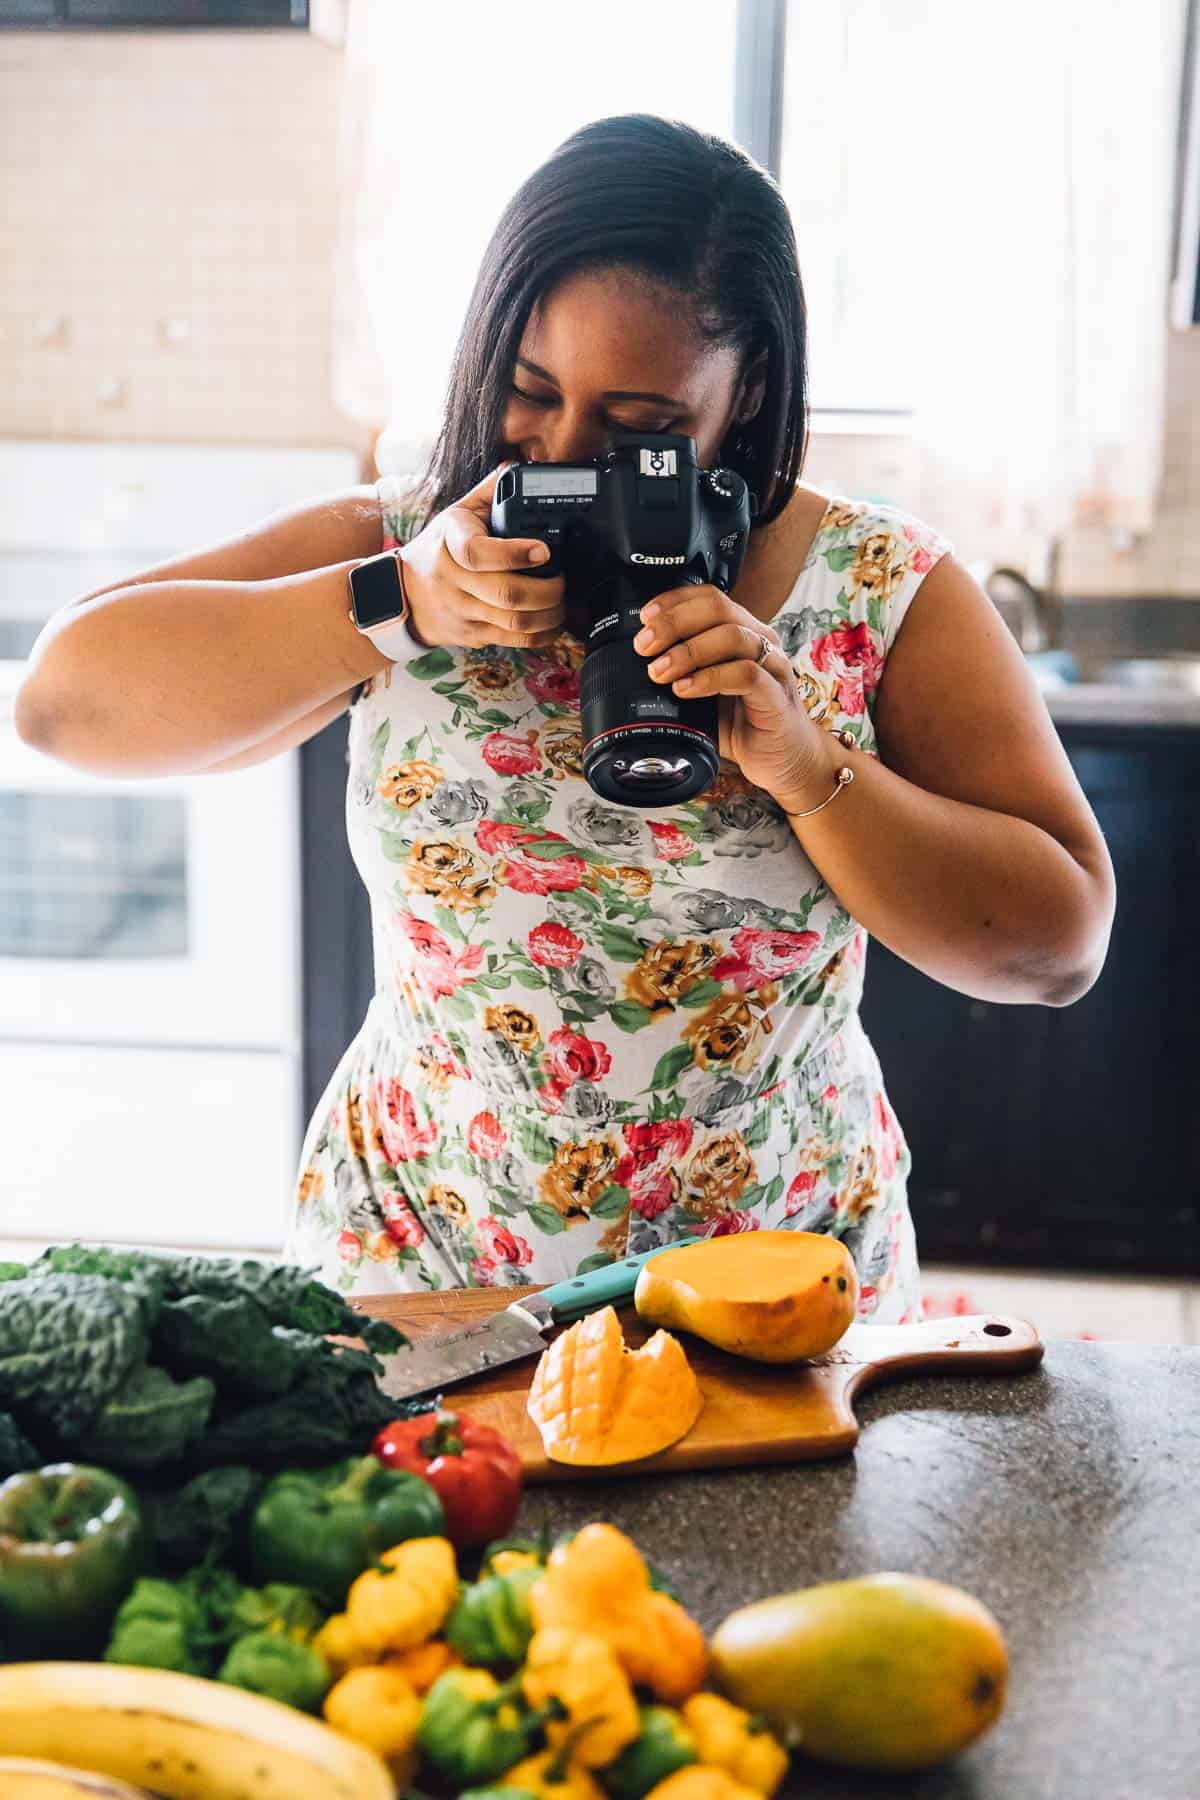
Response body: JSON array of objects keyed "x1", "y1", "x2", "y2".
[{"x1": 521, "y1": 269, "x2": 734, "y2": 396}]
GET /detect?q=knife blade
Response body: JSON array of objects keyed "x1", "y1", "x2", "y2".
[{"x1": 376, "y1": 1245, "x2": 669, "y2": 1402}]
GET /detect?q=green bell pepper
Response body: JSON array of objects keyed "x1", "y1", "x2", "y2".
[
  {"x1": 604, "y1": 1704, "x2": 698, "y2": 1799},
  {"x1": 0, "y1": 1462, "x2": 144, "y2": 1660},
  {"x1": 104, "y1": 1575, "x2": 209, "y2": 1676},
  {"x1": 446, "y1": 1562, "x2": 541, "y2": 1667},
  {"x1": 217, "y1": 1628, "x2": 331, "y2": 1712},
  {"x1": 230, "y1": 1580, "x2": 324, "y2": 1644},
  {"x1": 250, "y1": 1453, "x2": 444, "y2": 1604},
  {"x1": 418, "y1": 1666, "x2": 539, "y2": 1786}
]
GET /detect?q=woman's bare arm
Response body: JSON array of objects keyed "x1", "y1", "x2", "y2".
[{"x1": 15, "y1": 485, "x2": 392, "y2": 776}]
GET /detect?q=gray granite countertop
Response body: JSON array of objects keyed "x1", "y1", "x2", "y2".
[{"x1": 517, "y1": 1341, "x2": 1199, "y2": 1800}]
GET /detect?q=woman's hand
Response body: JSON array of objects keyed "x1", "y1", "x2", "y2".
[
  {"x1": 633, "y1": 583, "x2": 839, "y2": 812},
  {"x1": 399, "y1": 463, "x2": 565, "y2": 650}
]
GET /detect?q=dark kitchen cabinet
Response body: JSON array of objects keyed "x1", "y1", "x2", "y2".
[{"x1": 861, "y1": 721, "x2": 1200, "y2": 1278}]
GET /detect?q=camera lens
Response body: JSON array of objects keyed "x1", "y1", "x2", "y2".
[{"x1": 582, "y1": 636, "x2": 719, "y2": 805}]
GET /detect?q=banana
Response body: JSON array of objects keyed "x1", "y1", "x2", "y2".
[
  {"x1": 0, "y1": 1763, "x2": 153, "y2": 1798},
  {"x1": 0, "y1": 1663, "x2": 393, "y2": 1800}
]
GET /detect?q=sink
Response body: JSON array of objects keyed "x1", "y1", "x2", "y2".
[{"x1": 1083, "y1": 656, "x2": 1200, "y2": 694}]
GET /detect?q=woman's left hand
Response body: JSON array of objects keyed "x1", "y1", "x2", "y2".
[{"x1": 633, "y1": 583, "x2": 837, "y2": 811}]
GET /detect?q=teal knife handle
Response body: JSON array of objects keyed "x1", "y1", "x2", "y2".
[{"x1": 538, "y1": 1245, "x2": 672, "y2": 1323}]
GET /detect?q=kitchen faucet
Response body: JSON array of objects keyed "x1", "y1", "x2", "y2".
[{"x1": 982, "y1": 540, "x2": 1063, "y2": 654}]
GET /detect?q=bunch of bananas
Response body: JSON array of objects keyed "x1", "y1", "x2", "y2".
[{"x1": 0, "y1": 1661, "x2": 392, "y2": 1799}]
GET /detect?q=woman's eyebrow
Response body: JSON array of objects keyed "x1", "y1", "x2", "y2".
[{"x1": 516, "y1": 357, "x2": 686, "y2": 408}]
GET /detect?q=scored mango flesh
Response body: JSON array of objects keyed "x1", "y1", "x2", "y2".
[{"x1": 527, "y1": 1304, "x2": 703, "y2": 1466}]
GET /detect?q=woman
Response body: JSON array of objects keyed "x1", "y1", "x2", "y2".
[{"x1": 17, "y1": 116, "x2": 1114, "y2": 1319}]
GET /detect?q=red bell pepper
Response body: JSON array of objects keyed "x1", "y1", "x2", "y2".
[{"x1": 371, "y1": 1408, "x2": 522, "y2": 1548}]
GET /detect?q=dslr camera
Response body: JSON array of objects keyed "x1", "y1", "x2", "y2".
[{"x1": 491, "y1": 433, "x2": 756, "y2": 806}]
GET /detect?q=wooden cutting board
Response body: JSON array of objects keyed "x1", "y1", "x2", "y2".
[{"x1": 354, "y1": 1288, "x2": 1045, "y2": 1483}]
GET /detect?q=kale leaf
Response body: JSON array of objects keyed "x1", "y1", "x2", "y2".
[
  {"x1": 154, "y1": 1296, "x2": 319, "y2": 1401},
  {"x1": 0, "y1": 1273, "x2": 148, "y2": 1442},
  {"x1": 0, "y1": 1409, "x2": 40, "y2": 1478},
  {"x1": 75, "y1": 1364, "x2": 215, "y2": 1471},
  {"x1": 192, "y1": 1345, "x2": 418, "y2": 1468},
  {"x1": 147, "y1": 1465, "x2": 265, "y2": 1569}
]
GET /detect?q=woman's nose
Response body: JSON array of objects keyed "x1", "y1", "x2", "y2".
[{"x1": 532, "y1": 417, "x2": 614, "y2": 466}]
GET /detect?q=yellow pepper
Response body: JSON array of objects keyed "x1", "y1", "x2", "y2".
[
  {"x1": 381, "y1": 1636, "x2": 461, "y2": 1693},
  {"x1": 530, "y1": 1524, "x2": 707, "y2": 1703},
  {"x1": 346, "y1": 1534, "x2": 458, "y2": 1653},
  {"x1": 311, "y1": 1610, "x2": 372, "y2": 1680},
  {"x1": 491, "y1": 1549, "x2": 543, "y2": 1576},
  {"x1": 323, "y1": 1663, "x2": 421, "y2": 1785},
  {"x1": 680, "y1": 1696, "x2": 788, "y2": 1795},
  {"x1": 643, "y1": 1770, "x2": 762, "y2": 1800},
  {"x1": 521, "y1": 1626, "x2": 640, "y2": 1767},
  {"x1": 501, "y1": 1734, "x2": 607, "y2": 1798}
]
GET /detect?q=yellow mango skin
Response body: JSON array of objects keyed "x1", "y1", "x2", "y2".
[
  {"x1": 634, "y1": 1231, "x2": 857, "y2": 1363},
  {"x1": 710, "y1": 1573, "x2": 1009, "y2": 1773}
]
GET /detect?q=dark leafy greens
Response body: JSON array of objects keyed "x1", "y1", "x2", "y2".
[{"x1": 0, "y1": 1247, "x2": 412, "y2": 1478}]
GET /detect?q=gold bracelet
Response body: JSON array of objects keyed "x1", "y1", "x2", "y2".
[{"x1": 784, "y1": 729, "x2": 857, "y2": 820}]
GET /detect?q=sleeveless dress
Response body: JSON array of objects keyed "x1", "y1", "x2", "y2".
[{"x1": 285, "y1": 483, "x2": 954, "y2": 1323}]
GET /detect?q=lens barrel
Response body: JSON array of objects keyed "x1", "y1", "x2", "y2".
[{"x1": 580, "y1": 635, "x2": 720, "y2": 806}]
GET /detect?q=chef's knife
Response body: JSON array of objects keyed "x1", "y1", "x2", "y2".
[{"x1": 376, "y1": 1246, "x2": 670, "y2": 1402}]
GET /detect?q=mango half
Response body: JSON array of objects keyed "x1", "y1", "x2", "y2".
[{"x1": 634, "y1": 1229, "x2": 857, "y2": 1363}]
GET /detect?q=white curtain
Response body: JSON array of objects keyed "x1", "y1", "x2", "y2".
[
  {"x1": 332, "y1": 0, "x2": 1187, "y2": 544},
  {"x1": 905, "y1": 0, "x2": 1186, "y2": 545}
]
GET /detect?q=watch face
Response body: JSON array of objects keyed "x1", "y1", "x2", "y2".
[{"x1": 350, "y1": 552, "x2": 405, "y2": 629}]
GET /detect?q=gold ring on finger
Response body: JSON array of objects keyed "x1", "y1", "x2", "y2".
[{"x1": 754, "y1": 632, "x2": 773, "y2": 667}]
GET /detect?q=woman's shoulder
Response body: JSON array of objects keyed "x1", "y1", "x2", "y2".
[
  {"x1": 777, "y1": 489, "x2": 955, "y2": 661},
  {"x1": 802, "y1": 491, "x2": 954, "y2": 583}
]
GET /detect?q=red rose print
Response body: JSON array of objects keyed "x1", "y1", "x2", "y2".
[
  {"x1": 856, "y1": 1284, "x2": 877, "y2": 1316},
  {"x1": 538, "y1": 1079, "x2": 569, "y2": 1114},
  {"x1": 822, "y1": 1083, "x2": 840, "y2": 1109},
  {"x1": 381, "y1": 1193, "x2": 426, "y2": 1248},
  {"x1": 476, "y1": 1214, "x2": 534, "y2": 1267},
  {"x1": 337, "y1": 1229, "x2": 362, "y2": 1263},
  {"x1": 647, "y1": 821, "x2": 694, "y2": 862},
  {"x1": 527, "y1": 921, "x2": 584, "y2": 968},
  {"x1": 784, "y1": 1169, "x2": 820, "y2": 1216},
  {"x1": 624, "y1": 1120, "x2": 694, "y2": 1160},
  {"x1": 872, "y1": 1089, "x2": 904, "y2": 1180},
  {"x1": 714, "y1": 926, "x2": 821, "y2": 991},
  {"x1": 910, "y1": 545, "x2": 934, "y2": 574},
  {"x1": 524, "y1": 661, "x2": 581, "y2": 705},
  {"x1": 811, "y1": 621, "x2": 884, "y2": 707},
  {"x1": 546, "y1": 1027, "x2": 612, "y2": 1085},
  {"x1": 376, "y1": 1077, "x2": 439, "y2": 1163},
  {"x1": 476, "y1": 821, "x2": 587, "y2": 895},
  {"x1": 467, "y1": 1110, "x2": 506, "y2": 1158},
  {"x1": 481, "y1": 730, "x2": 541, "y2": 776},
  {"x1": 614, "y1": 1120, "x2": 692, "y2": 1220},
  {"x1": 705, "y1": 1210, "x2": 761, "y2": 1236},
  {"x1": 396, "y1": 911, "x2": 484, "y2": 998}
]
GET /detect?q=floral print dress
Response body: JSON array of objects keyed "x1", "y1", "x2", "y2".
[{"x1": 286, "y1": 483, "x2": 953, "y2": 1323}]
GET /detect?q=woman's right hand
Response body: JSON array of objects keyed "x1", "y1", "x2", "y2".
[{"x1": 399, "y1": 462, "x2": 565, "y2": 650}]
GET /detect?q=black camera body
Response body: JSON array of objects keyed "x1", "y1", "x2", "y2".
[{"x1": 490, "y1": 434, "x2": 756, "y2": 806}]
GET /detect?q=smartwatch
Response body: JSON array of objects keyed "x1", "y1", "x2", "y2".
[{"x1": 347, "y1": 548, "x2": 413, "y2": 663}]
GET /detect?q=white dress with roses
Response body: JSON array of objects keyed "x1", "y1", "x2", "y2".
[{"x1": 285, "y1": 488, "x2": 954, "y2": 1323}]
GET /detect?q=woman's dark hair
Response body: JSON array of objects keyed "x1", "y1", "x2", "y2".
[{"x1": 412, "y1": 113, "x2": 808, "y2": 531}]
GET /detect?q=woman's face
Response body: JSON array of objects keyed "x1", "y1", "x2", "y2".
[{"x1": 500, "y1": 267, "x2": 764, "y2": 469}]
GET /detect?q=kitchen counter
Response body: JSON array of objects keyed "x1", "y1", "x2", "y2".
[
  {"x1": 1044, "y1": 682, "x2": 1200, "y2": 726},
  {"x1": 515, "y1": 1341, "x2": 1199, "y2": 1798}
]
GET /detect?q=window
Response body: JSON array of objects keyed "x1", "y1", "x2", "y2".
[
  {"x1": 0, "y1": 1, "x2": 307, "y2": 25},
  {"x1": 778, "y1": 0, "x2": 919, "y2": 414}
]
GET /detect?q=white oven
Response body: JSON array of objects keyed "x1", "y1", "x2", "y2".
[{"x1": 0, "y1": 440, "x2": 359, "y2": 1253}]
